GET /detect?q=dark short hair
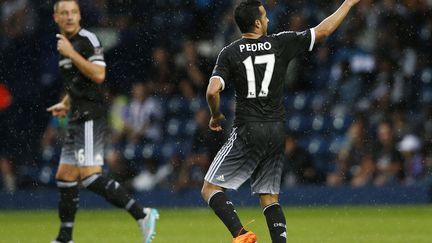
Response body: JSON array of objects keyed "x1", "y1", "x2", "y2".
[
  {"x1": 234, "y1": 0, "x2": 263, "y2": 33},
  {"x1": 54, "y1": 0, "x2": 79, "y2": 12}
]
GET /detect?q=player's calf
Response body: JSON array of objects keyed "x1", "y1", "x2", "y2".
[
  {"x1": 204, "y1": 187, "x2": 248, "y2": 238},
  {"x1": 82, "y1": 173, "x2": 146, "y2": 220},
  {"x1": 82, "y1": 173, "x2": 159, "y2": 242},
  {"x1": 54, "y1": 180, "x2": 79, "y2": 243},
  {"x1": 263, "y1": 202, "x2": 287, "y2": 243}
]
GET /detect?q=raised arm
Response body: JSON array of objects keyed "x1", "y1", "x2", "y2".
[
  {"x1": 56, "y1": 34, "x2": 106, "y2": 84},
  {"x1": 314, "y1": 0, "x2": 360, "y2": 41}
]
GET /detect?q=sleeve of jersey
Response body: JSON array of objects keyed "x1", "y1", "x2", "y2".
[
  {"x1": 210, "y1": 48, "x2": 230, "y2": 91},
  {"x1": 81, "y1": 38, "x2": 106, "y2": 67},
  {"x1": 276, "y1": 28, "x2": 316, "y2": 57},
  {"x1": 88, "y1": 46, "x2": 106, "y2": 67}
]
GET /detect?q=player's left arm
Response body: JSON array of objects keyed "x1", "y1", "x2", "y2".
[
  {"x1": 313, "y1": 0, "x2": 360, "y2": 41},
  {"x1": 56, "y1": 34, "x2": 106, "y2": 84},
  {"x1": 206, "y1": 76, "x2": 225, "y2": 132}
]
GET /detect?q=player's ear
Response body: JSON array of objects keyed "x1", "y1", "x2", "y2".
[{"x1": 255, "y1": 19, "x2": 261, "y2": 30}]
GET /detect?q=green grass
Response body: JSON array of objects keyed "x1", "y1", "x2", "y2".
[{"x1": 0, "y1": 206, "x2": 431, "y2": 243}]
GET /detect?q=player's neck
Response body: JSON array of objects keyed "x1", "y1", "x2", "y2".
[
  {"x1": 62, "y1": 27, "x2": 81, "y2": 39},
  {"x1": 241, "y1": 32, "x2": 263, "y2": 39}
]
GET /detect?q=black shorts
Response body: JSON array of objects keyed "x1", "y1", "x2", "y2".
[
  {"x1": 204, "y1": 121, "x2": 285, "y2": 194},
  {"x1": 60, "y1": 117, "x2": 106, "y2": 167}
]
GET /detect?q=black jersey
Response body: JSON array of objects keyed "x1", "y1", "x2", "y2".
[
  {"x1": 212, "y1": 29, "x2": 315, "y2": 126},
  {"x1": 59, "y1": 28, "x2": 106, "y2": 122}
]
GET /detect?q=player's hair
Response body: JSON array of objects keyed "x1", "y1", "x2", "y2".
[
  {"x1": 54, "y1": 0, "x2": 79, "y2": 12},
  {"x1": 234, "y1": 0, "x2": 263, "y2": 33}
]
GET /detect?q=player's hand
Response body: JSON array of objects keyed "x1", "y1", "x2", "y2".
[
  {"x1": 209, "y1": 113, "x2": 225, "y2": 132},
  {"x1": 47, "y1": 102, "x2": 69, "y2": 117},
  {"x1": 56, "y1": 34, "x2": 75, "y2": 57}
]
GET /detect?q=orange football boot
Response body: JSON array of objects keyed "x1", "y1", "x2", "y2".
[{"x1": 232, "y1": 231, "x2": 257, "y2": 243}]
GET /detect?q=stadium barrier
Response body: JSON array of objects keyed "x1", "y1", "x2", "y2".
[{"x1": 0, "y1": 185, "x2": 430, "y2": 209}]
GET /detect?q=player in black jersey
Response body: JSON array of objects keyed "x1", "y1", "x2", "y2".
[
  {"x1": 201, "y1": 0, "x2": 361, "y2": 242},
  {"x1": 47, "y1": 1, "x2": 158, "y2": 243}
]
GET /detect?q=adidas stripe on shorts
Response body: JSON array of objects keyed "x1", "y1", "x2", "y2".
[
  {"x1": 60, "y1": 117, "x2": 106, "y2": 167},
  {"x1": 204, "y1": 121, "x2": 285, "y2": 194}
]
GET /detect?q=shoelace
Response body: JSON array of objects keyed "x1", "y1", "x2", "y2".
[{"x1": 236, "y1": 219, "x2": 256, "y2": 238}]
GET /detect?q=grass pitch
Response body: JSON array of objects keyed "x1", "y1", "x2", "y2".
[{"x1": 0, "y1": 206, "x2": 431, "y2": 243}]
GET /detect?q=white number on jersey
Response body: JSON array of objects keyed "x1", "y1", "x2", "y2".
[{"x1": 242, "y1": 54, "x2": 275, "y2": 98}]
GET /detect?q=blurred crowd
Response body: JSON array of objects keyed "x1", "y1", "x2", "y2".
[{"x1": 1, "y1": 0, "x2": 432, "y2": 192}]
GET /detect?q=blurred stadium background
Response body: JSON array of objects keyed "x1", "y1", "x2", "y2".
[{"x1": 0, "y1": 0, "x2": 432, "y2": 242}]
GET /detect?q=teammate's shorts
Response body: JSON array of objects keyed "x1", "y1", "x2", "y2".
[
  {"x1": 204, "y1": 121, "x2": 285, "y2": 194},
  {"x1": 60, "y1": 117, "x2": 106, "y2": 167}
]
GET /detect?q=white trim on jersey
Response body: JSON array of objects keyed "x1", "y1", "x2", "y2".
[
  {"x1": 59, "y1": 59, "x2": 72, "y2": 67},
  {"x1": 79, "y1": 28, "x2": 101, "y2": 47},
  {"x1": 210, "y1": 75, "x2": 225, "y2": 91},
  {"x1": 88, "y1": 55, "x2": 104, "y2": 62},
  {"x1": 309, "y1": 28, "x2": 316, "y2": 52},
  {"x1": 215, "y1": 46, "x2": 228, "y2": 64},
  {"x1": 84, "y1": 120, "x2": 94, "y2": 166},
  {"x1": 92, "y1": 60, "x2": 107, "y2": 67},
  {"x1": 205, "y1": 128, "x2": 238, "y2": 182}
]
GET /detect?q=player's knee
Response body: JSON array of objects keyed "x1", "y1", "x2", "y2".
[
  {"x1": 56, "y1": 164, "x2": 79, "y2": 181},
  {"x1": 259, "y1": 194, "x2": 279, "y2": 208},
  {"x1": 55, "y1": 171, "x2": 64, "y2": 181},
  {"x1": 201, "y1": 182, "x2": 214, "y2": 201},
  {"x1": 79, "y1": 166, "x2": 102, "y2": 179},
  {"x1": 55, "y1": 169, "x2": 77, "y2": 181},
  {"x1": 201, "y1": 184, "x2": 208, "y2": 200},
  {"x1": 201, "y1": 182, "x2": 223, "y2": 201}
]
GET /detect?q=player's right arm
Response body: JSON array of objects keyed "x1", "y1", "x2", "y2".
[
  {"x1": 47, "y1": 94, "x2": 70, "y2": 117},
  {"x1": 207, "y1": 47, "x2": 230, "y2": 132},
  {"x1": 314, "y1": 0, "x2": 360, "y2": 41},
  {"x1": 56, "y1": 34, "x2": 106, "y2": 84},
  {"x1": 206, "y1": 77, "x2": 225, "y2": 132}
]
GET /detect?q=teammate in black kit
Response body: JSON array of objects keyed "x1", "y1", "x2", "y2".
[
  {"x1": 201, "y1": 0, "x2": 361, "y2": 242},
  {"x1": 47, "y1": 1, "x2": 158, "y2": 243}
]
